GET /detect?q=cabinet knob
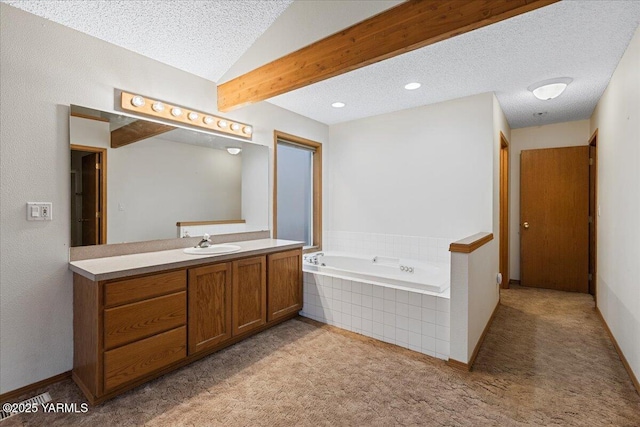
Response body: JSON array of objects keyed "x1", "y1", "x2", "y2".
[{"x1": 523, "y1": 222, "x2": 530, "y2": 229}]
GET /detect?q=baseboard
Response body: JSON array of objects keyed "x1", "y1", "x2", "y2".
[
  {"x1": 447, "y1": 358, "x2": 469, "y2": 371},
  {"x1": 448, "y1": 301, "x2": 500, "y2": 372},
  {"x1": 468, "y1": 301, "x2": 500, "y2": 369},
  {"x1": 0, "y1": 371, "x2": 71, "y2": 403},
  {"x1": 595, "y1": 307, "x2": 640, "y2": 395},
  {"x1": 509, "y1": 279, "x2": 520, "y2": 286}
]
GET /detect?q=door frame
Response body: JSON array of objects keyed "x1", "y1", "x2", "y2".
[
  {"x1": 70, "y1": 144, "x2": 107, "y2": 245},
  {"x1": 499, "y1": 132, "x2": 510, "y2": 289},
  {"x1": 588, "y1": 129, "x2": 598, "y2": 301}
]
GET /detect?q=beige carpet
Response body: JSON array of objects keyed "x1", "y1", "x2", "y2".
[{"x1": 4, "y1": 286, "x2": 639, "y2": 426}]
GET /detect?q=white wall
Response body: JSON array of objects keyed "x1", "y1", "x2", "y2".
[
  {"x1": 508, "y1": 120, "x2": 591, "y2": 280},
  {"x1": 590, "y1": 27, "x2": 640, "y2": 383},
  {"x1": 327, "y1": 93, "x2": 505, "y2": 365},
  {"x1": 327, "y1": 93, "x2": 495, "y2": 240},
  {"x1": 449, "y1": 239, "x2": 499, "y2": 363},
  {"x1": 0, "y1": 3, "x2": 328, "y2": 394},
  {"x1": 70, "y1": 117, "x2": 242, "y2": 243},
  {"x1": 449, "y1": 97, "x2": 507, "y2": 364}
]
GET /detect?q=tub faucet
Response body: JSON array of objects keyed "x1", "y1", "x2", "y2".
[
  {"x1": 305, "y1": 253, "x2": 324, "y2": 265},
  {"x1": 195, "y1": 233, "x2": 212, "y2": 248}
]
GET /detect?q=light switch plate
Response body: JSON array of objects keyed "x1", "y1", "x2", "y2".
[{"x1": 27, "y1": 202, "x2": 53, "y2": 221}]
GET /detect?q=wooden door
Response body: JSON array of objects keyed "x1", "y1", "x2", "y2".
[
  {"x1": 81, "y1": 153, "x2": 100, "y2": 245},
  {"x1": 267, "y1": 249, "x2": 303, "y2": 321},
  {"x1": 232, "y1": 256, "x2": 267, "y2": 336},
  {"x1": 520, "y1": 146, "x2": 589, "y2": 292},
  {"x1": 188, "y1": 263, "x2": 232, "y2": 354}
]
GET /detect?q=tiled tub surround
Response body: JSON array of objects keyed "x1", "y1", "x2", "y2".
[
  {"x1": 324, "y1": 231, "x2": 455, "y2": 265},
  {"x1": 301, "y1": 272, "x2": 450, "y2": 360}
]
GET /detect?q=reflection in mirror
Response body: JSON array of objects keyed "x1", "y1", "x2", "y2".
[{"x1": 69, "y1": 105, "x2": 269, "y2": 247}]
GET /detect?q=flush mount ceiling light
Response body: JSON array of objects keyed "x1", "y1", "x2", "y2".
[
  {"x1": 404, "y1": 82, "x2": 421, "y2": 90},
  {"x1": 331, "y1": 102, "x2": 345, "y2": 108},
  {"x1": 528, "y1": 77, "x2": 573, "y2": 100},
  {"x1": 226, "y1": 147, "x2": 242, "y2": 155},
  {"x1": 119, "y1": 91, "x2": 253, "y2": 141}
]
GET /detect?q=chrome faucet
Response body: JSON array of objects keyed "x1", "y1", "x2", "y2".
[
  {"x1": 195, "y1": 233, "x2": 212, "y2": 248},
  {"x1": 304, "y1": 253, "x2": 324, "y2": 265}
]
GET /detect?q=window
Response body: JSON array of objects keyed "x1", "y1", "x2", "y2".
[{"x1": 274, "y1": 131, "x2": 322, "y2": 251}]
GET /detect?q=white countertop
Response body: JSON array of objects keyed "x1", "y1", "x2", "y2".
[{"x1": 70, "y1": 239, "x2": 304, "y2": 282}]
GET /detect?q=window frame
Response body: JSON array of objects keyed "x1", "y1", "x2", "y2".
[{"x1": 273, "y1": 130, "x2": 322, "y2": 253}]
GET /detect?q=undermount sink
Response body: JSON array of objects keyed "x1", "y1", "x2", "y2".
[{"x1": 183, "y1": 244, "x2": 242, "y2": 255}]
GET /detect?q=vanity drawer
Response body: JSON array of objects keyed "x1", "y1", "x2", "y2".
[
  {"x1": 104, "y1": 326, "x2": 186, "y2": 392},
  {"x1": 104, "y1": 270, "x2": 186, "y2": 307},
  {"x1": 104, "y1": 292, "x2": 186, "y2": 350}
]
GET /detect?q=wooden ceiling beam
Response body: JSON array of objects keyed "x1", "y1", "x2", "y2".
[
  {"x1": 111, "y1": 120, "x2": 175, "y2": 149},
  {"x1": 217, "y1": 0, "x2": 559, "y2": 112}
]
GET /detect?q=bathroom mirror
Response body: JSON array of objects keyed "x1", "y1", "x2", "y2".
[{"x1": 69, "y1": 105, "x2": 269, "y2": 247}]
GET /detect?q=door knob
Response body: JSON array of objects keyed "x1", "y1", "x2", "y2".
[{"x1": 523, "y1": 222, "x2": 530, "y2": 229}]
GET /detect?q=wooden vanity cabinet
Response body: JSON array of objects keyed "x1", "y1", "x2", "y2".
[
  {"x1": 73, "y1": 270, "x2": 187, "y2": 403},
  {"x1": 73, "y1": 247, "x2": 302, "y2": 404},
  {"x1": 187, "y1": 256, "x2": 268, "y2": 355},
  {"x1": 268, "y1": 249, "x2": 303, "y2": 321},
  {"x1": 187, "y1": 263, "x2": 232, "y2": 354},
  {"x1": 232, "y1": 256, "x2": 267, "y2": 336}
]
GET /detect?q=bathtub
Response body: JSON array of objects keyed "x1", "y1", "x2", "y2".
[{"x1": 303, "y1": 252, "x2": 449, "y2": 294}]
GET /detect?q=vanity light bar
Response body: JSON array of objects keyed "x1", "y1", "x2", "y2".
[{"x1": 120, "y1": 92, "x2": 253, "y2": 140}]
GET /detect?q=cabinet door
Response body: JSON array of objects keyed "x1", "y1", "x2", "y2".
[
  {"x1": 232, "y1": 256, "x2": 267, "y2": 336},
  {"x1": 267, "y1": 249, "x2": 303, "y2": 322},
  {"x1": 188, "y1": 263, "x2": 232, "y2": 354}
]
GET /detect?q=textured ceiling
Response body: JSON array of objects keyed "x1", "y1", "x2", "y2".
[
  {"x1": 4, "y1": 0, "x2": 640, "y2": 129},
  {"x1": 267, "y1": 1, "x2": 640, "y2": 128},
  {"x1": 220, "y1": 0, "x2": 403, "y2": 83},
  {"x1": 2, "y1": 0, "x2": 293, "y2": 82}
]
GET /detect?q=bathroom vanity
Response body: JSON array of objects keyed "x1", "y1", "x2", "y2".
[{"x1": 70, "y1": 239, "x2": 303, "y2": 404}]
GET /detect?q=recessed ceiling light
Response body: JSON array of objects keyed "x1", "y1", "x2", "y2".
[
  {"x1": 528, "y1": 77, "x2": 572, "y2": 100},
  {"x1": 331, "y1": 102, "x2": 345, "y2": 108},
  {"x1": 226, "y1": 147, "x2": 242, "y2": 155},
  {"x1": 404, "y1": 82, "x2": 421, "y2": 90}
]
